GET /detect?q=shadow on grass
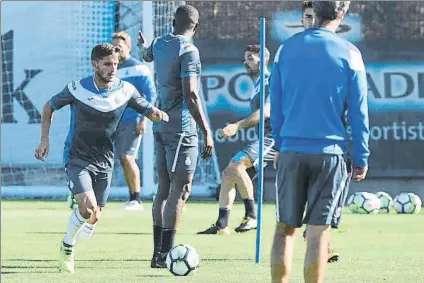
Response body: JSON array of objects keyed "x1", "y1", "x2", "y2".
[
  {"x1": 2, "y1": 265, "x2": 56, "y2": 269},
  {"x1": 26, "y1": 232, "x2": 151, "y2": 235},
  {"x1": 5, "y1": 258, "x2": 151, "y2": 262}
]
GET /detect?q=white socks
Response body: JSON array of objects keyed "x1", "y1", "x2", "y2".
[
  {"x1": 75, "y1": 222, "x2": 96, "y2": 245},
  {"x1": 63, "y1": 209, "x2": 88, "y2": 246}
]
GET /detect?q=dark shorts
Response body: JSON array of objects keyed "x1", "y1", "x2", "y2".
[
  {"x1": 232, "y1": 137, "x2": 277, "y2": 169},
  {"x1": 115, "y1": 121, "x2": 142, "y2": 158},
  {"x1": 65, "y1": 165, "x2": 112, "y2": 207},
  {"x1": 275, "y1": 151, "x2": 350, "y2": 228},
  {"x1": 154, "y1": 132, "x2": 199, "y2": 173}
]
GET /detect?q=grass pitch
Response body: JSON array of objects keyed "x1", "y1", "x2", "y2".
[{"x1": 2, "y1": 200, "x2": 424, "y2": 283}]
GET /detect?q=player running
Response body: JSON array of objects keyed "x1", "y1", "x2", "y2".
[
  {"x1": 197, "y1": 44, "x2": 275, "y2": 235},
  {"x1": 138, "y1": 5, "x2": 214, "y2": 268},
  {"x1": 112, "y1": 31, "x2": 157, "y2": 211},
  {"x1": 35, "y1": 43, "x2": 168, "y2": 274}
]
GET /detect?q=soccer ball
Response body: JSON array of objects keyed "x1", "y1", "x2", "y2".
[
  {"x1": 393, "y1": 193, "x2": 422, "y2": 214},
  {"x1": 375, "y1": 191, "x2": 394, "y2": 213},
  {"x1": 166, "y1": 244, "x2": 200, "y2": 276},
  {"x1": 349, "y1": 192, "x2": 380, "y2": 214}
]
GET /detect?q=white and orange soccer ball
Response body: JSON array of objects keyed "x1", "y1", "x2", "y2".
[
  {"x1": 393, "y1": 193, "x2": 422, "y2": 214},
  {"x1": 166, "y1": 244, "x2": 200, "y2": 276}
]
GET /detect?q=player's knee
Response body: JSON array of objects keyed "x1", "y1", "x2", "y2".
[
  {"x1": 276, "y1": 222, "x2": 297, "y2": 237},
  {"x1": 78, "y1": 203, "x2": 96, "y2": 219},
  {"x1": 120, "y1": 155, "x2": 135, "y2": 167},
  {"x1": 181, "y1": 183, "x2": 192, "y2": 201},
  {"x1": 91, "y1": 207, "x2": 102, "y2": 224},
  {"x1": 305, "y1": 225, "x2": 330, "y2": 240},
  {"x1": 222, "y1": 162, "x2": 240, "y2": 179}
]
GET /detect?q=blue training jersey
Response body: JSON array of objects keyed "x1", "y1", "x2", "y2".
[
  {"x1": 143, "y1": 33, "x2": 201, "y2": 134},
  {"x1": 49, "y1": 76, "x2": 152, "y2": 172},
  {"x1": 117, "y1": 57, "x2": 157, "y2": 124},
  {"x1": 270, "y1": 27, "x2": 370, "y2": 167}
]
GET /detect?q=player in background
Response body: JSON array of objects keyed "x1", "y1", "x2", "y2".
[
  {"x1": 112, "y1": 31, "x2": 157, "y2": 211},
  {"x1": 197, "y1": 45, "x2": 276, "y2": 235},
  {"x1": 35, "y1": 43, "x2": 168, "y2": 274},
  {"x1": 270, "y1": 1, "x2": 369, "y2": 282},
  {"x1": 138, "y1": 5, "x2": 214, "y2": 268}
]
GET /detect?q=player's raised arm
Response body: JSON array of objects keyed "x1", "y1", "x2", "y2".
[
  {"x1": 347, "y1": 45, "x2": 370, "y2": 181},
  {"x1": 180, "y1": 46, "x2": 213, "y2": 159},
  {"x1": 128, "y1": 89, "x2": 169, "y2": 123},
  {"x1": 138, "y1": 31, "x2": 156, "y2": 63},
  {"x1": 35, "y1": 85, "x2": 74, "y2": 161}
]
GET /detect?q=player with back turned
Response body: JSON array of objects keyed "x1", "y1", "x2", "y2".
[
  {"x1": 270, "y1": 1, "x2": 369, "y2": 282},
  {"x1": 138, "y1": 4, "x2": 214, "y2": 268}
]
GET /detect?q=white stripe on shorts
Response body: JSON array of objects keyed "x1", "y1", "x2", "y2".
[
  {"x1": 325, "y1": 173, "x2": 347, "y2": 224},
  {"x1": 132, "y1": 135, "x2": 142, "y2": 158},
  {"x1": 275, "y1": 173, "x2": 280, "y2": 221},
  {"x1": 253, "y1": 139, "x2": 275, "y2": 167},
  {"x1": 171, "y1": 133, "x2": 185, "y2": 173}
]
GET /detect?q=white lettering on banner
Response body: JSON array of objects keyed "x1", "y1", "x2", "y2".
[
  {"x1": 366, "y1": 64, "x2": 424, "y2": 110},
  {"x1": 1, "y1": 2, "x2": 115, "y2": 166},
  {"x1": 201, "y1": 64, "x2": 424, "y2": 112},
  {"x1": 346, "y1": 122, "x2": 424, "y2": 141}
]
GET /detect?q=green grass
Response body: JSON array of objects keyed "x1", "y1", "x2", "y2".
[{"x1": 2, "y1": 200, "x2": 424, "y2": 283}]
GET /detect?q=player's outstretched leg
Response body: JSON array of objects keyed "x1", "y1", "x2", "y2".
[
  {"x1": 60, "y1": 191, "x2": 100, "y2": 273},
  {"x1": 197, "y1": 163, "x2": 235, "y2": 235},
  {"x1": 157, "y1": 173, "x2": 193, "y2": 261},
  {"x1": 197, "y1": 153, "x2": 257, "y2": 235},
  {"x1": 232, "y1": 155, "x2": 257, "y2": 233}
]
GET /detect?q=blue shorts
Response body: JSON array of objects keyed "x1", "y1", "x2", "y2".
[
  {"x1": 115, "y1": 121, "x2": 142, "y2": 158},
  {"x1": 275, "y1": 152, "x2": 350, "y2": 228},
  {"x1": 65, "y1": 165, "x2": 112, "y2": 207},
  {"x1": 232, "y1": 137, "x2": 277, "y2": 170},
  {"x1": 154, "y1": 132, "x2": 199, "y2": 174}
]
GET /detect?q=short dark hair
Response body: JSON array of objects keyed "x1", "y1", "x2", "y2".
[
  {"x1": 312, "y1": 1, "x2": 350, "y2": 21},
  {"x1": 174, "y1": 4, "x2": 199, "y2": 30},
  {"x1": 302, "y1": 1, "x2": 313, "y2": 13},
  {"x1": 91, "y1": 43, "x2": 120, "y2": 61},
  {"x1": 246, "y1": 44, "x2": 270, "y2": 58}
]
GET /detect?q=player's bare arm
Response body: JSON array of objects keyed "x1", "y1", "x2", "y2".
[
  {"x1": 35, "y1": 102, "x2": 54, "y2": 161},
  {"x1": 136, "y1": 117, "x2": 148, "y2": 135},
  {"x1": 219, "y1": 103, "x2": 270, "y2": 139},
  {"x1": 182, "y1": 76, "x2": 214, "y2": 159},
  {"x1": 128, "y1": 90, "x2": 169, "y2": 123}
]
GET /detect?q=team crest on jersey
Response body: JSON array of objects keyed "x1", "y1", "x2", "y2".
[{"x1": 185, "y1": 156, "x2": 192, "y2": 166}]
